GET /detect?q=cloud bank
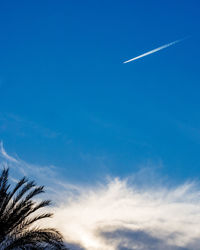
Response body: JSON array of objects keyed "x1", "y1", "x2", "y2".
[{"x1": 1, "y1": 143, "x2": 200, "y2": 250}]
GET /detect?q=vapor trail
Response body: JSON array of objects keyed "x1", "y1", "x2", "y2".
[{"x1": 123, "y1": 39, "x2": 183, "y2": 64}]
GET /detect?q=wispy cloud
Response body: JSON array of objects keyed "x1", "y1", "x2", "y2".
[
  {"x1": 0, "y1": 141, "x2": 18, "y2": 163},
  {"x1": 1, "y1": 144, "x2": 200, "y2": 250},
  {"x1": 175, "y1": 120, "x2": 200, "y2": 144},
  {"x1": 0, "y1": 142, "x2": 80, "y2": 200},
  {"x1": 123, "y1": 39, "x2": 184, "y2": 64},
  {"x1": 0, "y1": 112, "x2": 60, "y2": 139},
  {"x1": 49, "y1": 180, "x2": 200, "y2": 250}
]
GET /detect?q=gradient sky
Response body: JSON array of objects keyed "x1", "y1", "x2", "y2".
[{"x1": 0, "y1": 0, "x2": 200, "y2": 185}]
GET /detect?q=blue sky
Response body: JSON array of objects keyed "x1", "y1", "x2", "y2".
[{"x1": 0, "y1": 0, "x2": 200, "y2": 184}]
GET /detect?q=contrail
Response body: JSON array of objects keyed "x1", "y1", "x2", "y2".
[{"x1": 123, "y1": 39, "x2": 183, "y2": 64}]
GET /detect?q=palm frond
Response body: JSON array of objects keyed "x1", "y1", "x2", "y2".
[
  {"x1": 0, "y1": 167, "x2": 69, "y2": 249},
  {"x1": 4, "y1": 228, "x2": 66, "y2": 250}
]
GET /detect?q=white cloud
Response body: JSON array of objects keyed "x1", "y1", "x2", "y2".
[
  {"x1": 48, "y1": 179, "x2": 200, "y2": 250},
  {"x1": 1, "y1": 144, "x2": 200, "y2": 250}
]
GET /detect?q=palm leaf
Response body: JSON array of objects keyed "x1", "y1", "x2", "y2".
[{"x1": 0, "y1": 167, "x2": 68, "y2": 249}]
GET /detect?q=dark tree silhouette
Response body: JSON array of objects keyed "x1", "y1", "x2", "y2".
[{"x1": 0, "y1": 168, "x2": 68, "y2": 249}]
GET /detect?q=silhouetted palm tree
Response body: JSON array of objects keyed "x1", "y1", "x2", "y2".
[{"x1": 0, "y1": 168, "x2": 68, "y2": 249}]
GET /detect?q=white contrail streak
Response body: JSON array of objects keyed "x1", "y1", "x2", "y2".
[{"x1": 123, "y1": 39, "x2": 183, "y2": 64}]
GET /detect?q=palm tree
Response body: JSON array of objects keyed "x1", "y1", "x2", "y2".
[{"x1": 0, "y1": 168, "x2": 68, "y2": 249}]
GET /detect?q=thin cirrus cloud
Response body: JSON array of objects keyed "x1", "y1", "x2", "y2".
[
  {"x1": 1, "y1": 144, "x2": 200, "y2": 250},
  {"x1": 0, "y1": 112, "x2": 60, "y2": 139},
  {"x1": 123, "y1": 38, "x2": 184, "y2": 64}
]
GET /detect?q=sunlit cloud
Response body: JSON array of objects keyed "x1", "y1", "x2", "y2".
[
  {"x1": 48, "y1": 179, "x2": 200, "y2": 250},
  {"x1": 1, "y1": 144, "x2": 200, "y2": 250}
]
